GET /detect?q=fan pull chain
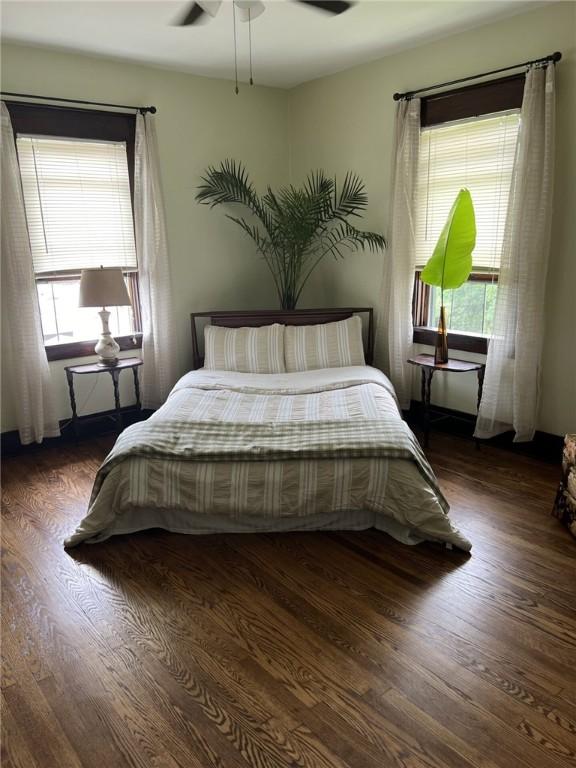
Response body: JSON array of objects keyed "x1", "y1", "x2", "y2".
[
  {"x1": 232, "y1": 1, "x2": 239, "y2": 95},
  {"x1": 248, "y1": 7, "x2": 254, "y2": 85}
]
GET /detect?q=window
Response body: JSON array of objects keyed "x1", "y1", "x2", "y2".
[
  {"x1": 7, "y1": 102, "x2": 141, "y2": 360},
  {"x1": 35, "y1": 275, "x2": 140, "y2": 346},
  {"x1": 412, "y1": 76, "x2": 524, "y2": 352},
  {"x1": 17, "y1": 136, "x2": 139, "y2": 348}
]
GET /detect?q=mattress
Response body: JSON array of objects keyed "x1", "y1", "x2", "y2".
[{"x1": 65, "y1": 366, "x2": 471, "y2": 551}]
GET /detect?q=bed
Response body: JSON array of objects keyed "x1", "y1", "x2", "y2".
[{"x1": 65, "y1": 308, "x2": 471, "y2": 552}]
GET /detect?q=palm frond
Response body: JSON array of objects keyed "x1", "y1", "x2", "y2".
[
  {"x1": 294, "y1": 223, "x2": 386, "y2": 306},
  {"x1": 333, "y1": 172, "x2": 368, "y2": 219},
  {"x1": 196, "y1": 159, "x2": 252, "y2": 207},
  {"x1": 304, "y1": 170, "x2": 334, "y2": 204},
  {"x1": 226, "y1": 215, "x2": 272, "y2": 253},
  {"x1": 196, "y1": 159, "x2": 273, "y2": 232}
]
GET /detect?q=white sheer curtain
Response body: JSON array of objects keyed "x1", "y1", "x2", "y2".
[
  {"x1": 134, "y1": 113, "x2": 179, "y2": 409},
  {"x1": 1, "y1": 103, "x2": 60, "y2": 444},
  {"x1": 379, "y1": 98, "x2": 420, "y2": 409},
  {"x1": 475, "y1": 65, "x2": 556, "y2": 442}
]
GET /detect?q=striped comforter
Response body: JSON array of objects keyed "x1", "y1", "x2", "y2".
[{"x1": 65, "y1": 366, "x2": 471, "y2": 551}]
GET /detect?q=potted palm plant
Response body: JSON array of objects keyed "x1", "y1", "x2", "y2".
[
  {"x1": 196, "y1": 160, "x2": 386, "y2": 310},
  {"x1": 420, "y1": 189, "x2": 476, "y2": 363}
]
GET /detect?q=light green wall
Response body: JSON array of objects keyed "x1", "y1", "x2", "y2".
[
  {"x1": 2, "y1": 1, "x2": 575, "y2": 436},
  {"x1": 288, "y1": 1, "x2": 576, "y2": 436},
  {"x1": 0, "y1": 43, "x2": 290, "y2": 430}
]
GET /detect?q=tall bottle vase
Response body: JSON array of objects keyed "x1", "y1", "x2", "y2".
[{"x1": 434, "y1": 305, "x2": 449, "y2": 365}]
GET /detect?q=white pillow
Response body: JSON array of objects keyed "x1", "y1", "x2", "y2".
[
  {"x1": 204, "y1": 323, "x2": 285, "y2": 373},
  {"x1": 284, "y1": 315, "x2": 365, "y2": 372}
]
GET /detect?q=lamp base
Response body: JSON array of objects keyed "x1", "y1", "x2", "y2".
[
  {"x1": 95, "y1": 310, "x2": 120, "y2": 366},
  {"x1": 97, "y1": 356, "x2": 119, "y2": 367}
]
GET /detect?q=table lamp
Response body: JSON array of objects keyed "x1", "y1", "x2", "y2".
[{"x1": 79, "y1": 267, "x2": 131, "y2": 366}]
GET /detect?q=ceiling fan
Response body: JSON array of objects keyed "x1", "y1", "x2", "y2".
[
  {"x1": 174, "y1": 0, "x2": 353, "y2": 94},
  {"x1": 176, "y1": 0, "x2": 353, "y2": 27}
]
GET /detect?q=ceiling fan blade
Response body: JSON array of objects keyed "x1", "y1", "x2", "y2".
[
  {"x1": 175, "y1": 2, "x2": 205, "y2": 26},
  {"x1": 296, "y1": 0, "x2": 352, "y2": 14},
  {"x1": 198, "y1": 1, "x2": 223, "y2": 18}
]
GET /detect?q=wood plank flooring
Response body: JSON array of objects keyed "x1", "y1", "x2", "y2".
[{"x1": 1, "y1": 432, "x2": 575, "y2": 768}]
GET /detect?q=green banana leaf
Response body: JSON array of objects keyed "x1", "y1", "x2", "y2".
[{"x1": 420, "y1": 189, "x2": 476, "y2": 292}]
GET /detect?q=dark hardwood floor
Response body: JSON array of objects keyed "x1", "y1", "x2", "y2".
[{"x1": 1, "y1": 432, "x2": 575, "y2": 768}]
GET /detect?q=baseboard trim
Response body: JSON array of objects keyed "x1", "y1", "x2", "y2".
[
  {"x1": 405, "y1": 400, "x2": 563, "y2": 463},
  {"x1": 1, "y1": 407, "x2": 154, "y2": 456}
]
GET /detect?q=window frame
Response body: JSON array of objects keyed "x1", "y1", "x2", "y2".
[
  {"x1": 412, "y1": 73, "x2": 525, "y2": 354},
  {"x1": 6, "y1": 102, "x2": 142, "y2": 361},
  {"x1": 413, "y1": 273, "x2": 498, "y2": 354}
]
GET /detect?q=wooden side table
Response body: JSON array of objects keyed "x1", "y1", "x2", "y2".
[
  {"x1": 65, "y1": 357, "x2": 143, "y2": 439},
  {"x1": 407, "y1": 353, "x2": 485, "y2": 448}
]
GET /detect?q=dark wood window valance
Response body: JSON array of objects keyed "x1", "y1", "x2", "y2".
[
  {"x1": 5, "y1": 102, "x2": 136, "y2": 198},
  {"x1": 420, "y1": 73, "x2": 525, "y2": 127}
]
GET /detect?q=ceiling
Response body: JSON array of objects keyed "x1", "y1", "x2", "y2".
[{"x1": 1, "y1": 0, "x2": 544, "y2": 89}]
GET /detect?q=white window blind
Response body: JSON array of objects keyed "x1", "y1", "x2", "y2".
[
  {"x1": 415, "y1": 111, "x2": 520, "y2": 272},
  {"x1": 16, "y1": 136, "x2": 137, "y2": 275}
]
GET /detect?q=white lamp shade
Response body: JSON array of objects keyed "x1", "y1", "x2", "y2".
[{"x1": 79, "y1": 267, "x2": 131, "y2": 308}]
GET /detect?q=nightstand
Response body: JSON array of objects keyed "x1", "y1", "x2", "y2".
[
  {"x1": 64, "y1": 357, "x2": 143, "y2": 440},
  {"x1": 407, "y1": 353, "x2": 485, "y2": 448}
]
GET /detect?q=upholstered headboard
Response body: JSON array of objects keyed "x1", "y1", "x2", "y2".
[{"x1": 190, "y1": 308, "x2": 374, "y2": 370}]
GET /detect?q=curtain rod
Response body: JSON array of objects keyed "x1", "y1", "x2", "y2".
[
  {"x1": 0, "y1": 91, "x2": 156, "y2": 114},
  {"x1": 393, "y1": 51, "x2": 562, "y2": 101}
]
